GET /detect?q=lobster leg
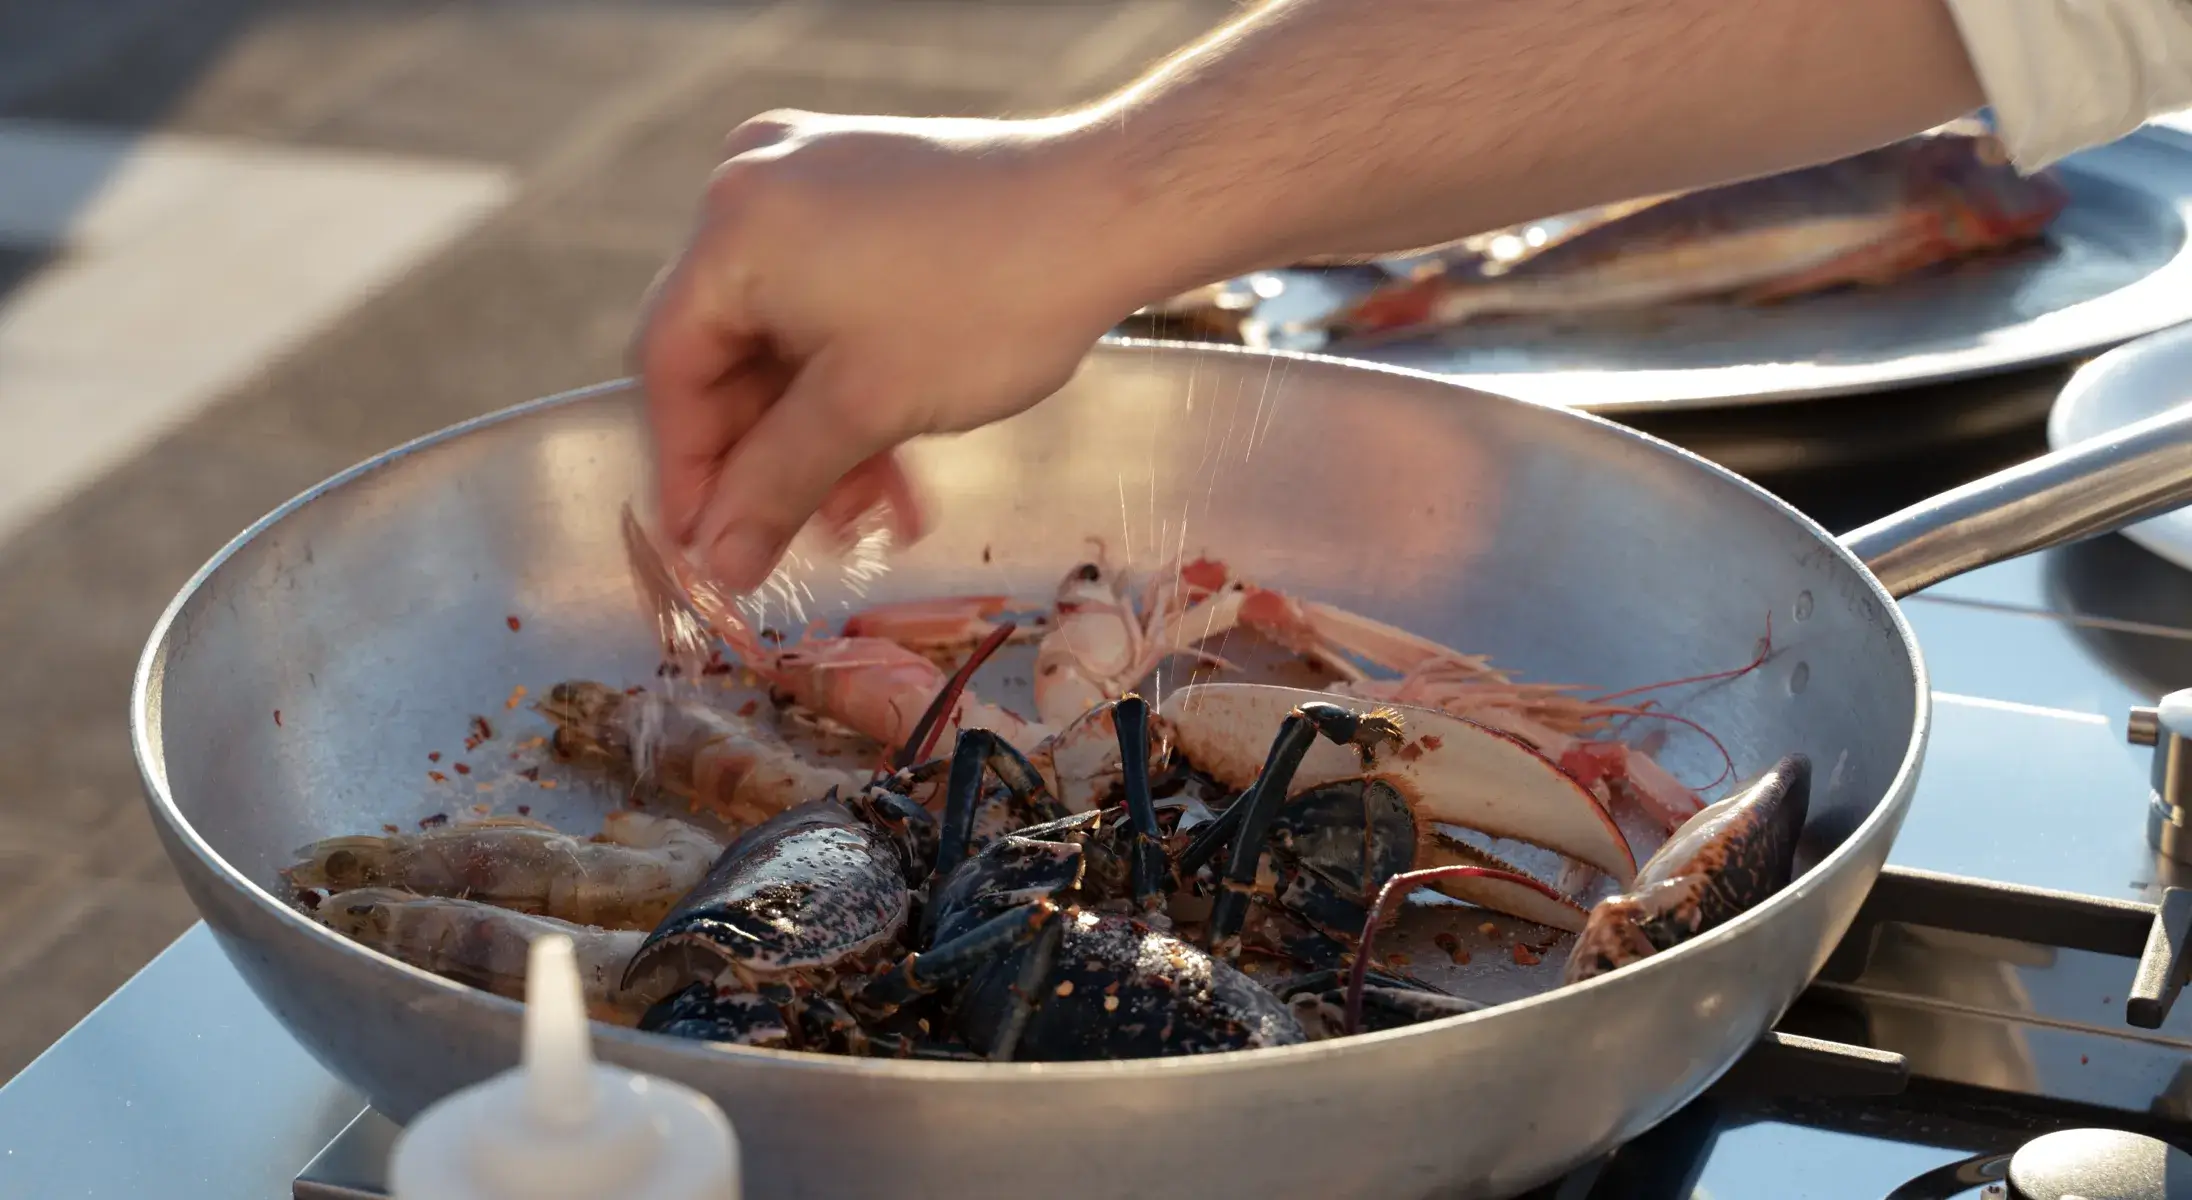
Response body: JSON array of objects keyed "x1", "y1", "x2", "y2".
[
  {"x1": 1204, "y1": 702, "x2": 1405, "y2": 956},
  {"x1": 854, "y1": 900, "x2": 1060, "y2": 1014},
  {"x1": 1111, "y1": 694, "x2": 1170, "y2": 916},
  {"x1": 935, "y1": 728, "x2": 1067, "y2": 878}
]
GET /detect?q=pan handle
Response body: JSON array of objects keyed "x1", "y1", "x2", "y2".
[{"x1": 1839, "y1": 402, "x2": 2192, "y2": 599}]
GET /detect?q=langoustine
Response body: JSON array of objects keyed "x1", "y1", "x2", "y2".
[
  {"x1": 621, "y1": 505, "x2": 1044, "y2": 758},
  {"x1": 539, "y1": 680, "x2": 868, "y2": 827}
]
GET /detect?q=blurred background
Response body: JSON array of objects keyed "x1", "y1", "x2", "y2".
[{"x1": 0, "y1": 0, "x2": 1237, "y2": 1083}]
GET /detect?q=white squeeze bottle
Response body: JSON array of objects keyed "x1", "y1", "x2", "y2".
[{"x1": 388, "y1": 934, "x2": 741, "y2": 1200}]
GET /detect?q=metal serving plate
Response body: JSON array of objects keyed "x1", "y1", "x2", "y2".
[{"x1": 1183, "y1": 120, "x2": 2192, "y2": 414}]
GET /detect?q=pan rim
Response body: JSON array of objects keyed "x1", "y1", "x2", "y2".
[{"x1": 129, "y1": 342, "x2": 1931, "y2": 1085}]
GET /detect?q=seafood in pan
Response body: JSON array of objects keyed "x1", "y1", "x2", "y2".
[
  {"x1": 1129, "y1": 121, "x2": 2069, "y2": 348},
  {"x1": 285, "y1": 517, "x2": 1810, "y2": 1059}
]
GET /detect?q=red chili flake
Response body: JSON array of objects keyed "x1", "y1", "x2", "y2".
[
  {"x1": 2080, "y1": 1055, "x2": 2090, "y2": 1065},
  {"x1": 702, "y1": 661, "x2": 733, "y2": 676},
  {"x1": 272, "y1": 709, "x2": 283, "y2": 727},
  {"x1": 506, "y1": 615, "x2": 522, "y2": 631},
  {"x1": 453, "y1": 763, "x2": 471, "y2": 775},
  {"x1": 981, "y1": 544, "x2": 993, "y2": 563},
  {"x1": 516, "y1": 804, "x2": 531, "y2": 816},
  {"x1": 624, "y1": 686, "x2": 644, "y2": 696},
  {"x1": 1420, "y1": 735, "x2": 1443, "y2": 751},
  {"x1": 538, "y1": 779, "x2": 558, "y2": 790},
  {"x1": 419, "y1": 813, "x2": 449, "y2": 828},
  {"x1": 505, "y1": 685, "x2": 528, "y2": 710},
  {"x1": 736, "y1": 699, "x2": 759, "y2": 718},
  {"x1": 1397, "y1": 741, "x2": 1425, "y2": 763},
  {"x1": 518, "y1": 767, "x2": 540, "y2": 782},
  {"x1": 1478, "y1": 922, "x2": 1499, "y2": 937},
  {"x1": 1385, "y1": 952, "x2": 1411, "y2": 966},
  {"x1": 427, "y1": 771, "x2": 448, "y2": 784},
  {"x1": 1511, "y1": 942, "x2": 1542, "y2": 966},
  {"x1": 382, "y1": 823, "x2": 401, "y2": 834},
  {"x1": 428, "y1": 751, "x2": 442, "y2": 763}
]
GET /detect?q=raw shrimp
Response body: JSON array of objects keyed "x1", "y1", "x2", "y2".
[
  {"x1": 285, "y1": 811, "x2": 723, "y2": 930},
  {"x1": 541, "y1": 681, "x2": 869, "y2": 827},
  {"x1": 311, "y1": 888, "x2": 681, "y2": 1021}
]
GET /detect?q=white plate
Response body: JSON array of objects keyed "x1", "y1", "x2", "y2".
[{"x1": 2046, "y1": 320, "x2": 2192, "y2": 570}]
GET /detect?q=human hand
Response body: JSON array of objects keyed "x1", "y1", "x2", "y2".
[{"x1": 631, "y1": 110, "x2": 1158, "y2": 593}]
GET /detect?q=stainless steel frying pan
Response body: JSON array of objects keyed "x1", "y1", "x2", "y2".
[{"x1": 130, "y1": 340, "x2": 2192, "y2": 1199}]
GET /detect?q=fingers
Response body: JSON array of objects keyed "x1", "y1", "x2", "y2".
[
  {"x1": 631, "y1": 223, "x2": 770, "y2": 546},
  {"x1": 816, "y1": 449, "x2": 926, "y2": 547},
  {"x1": 686, "y1": 352, "x2": 904, "y2": 591}
]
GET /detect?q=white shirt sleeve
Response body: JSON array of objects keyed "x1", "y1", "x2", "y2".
[{"x1": 1941, "y1": 0, "x2": 2192, "y2": 169}]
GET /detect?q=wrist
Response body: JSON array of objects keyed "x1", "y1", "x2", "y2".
[{"x1": 1014, "y1": 110, "x2": 1280, "y2": 320}]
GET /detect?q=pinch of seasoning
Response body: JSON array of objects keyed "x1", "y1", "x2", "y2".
[
  {"x1": 506, "y1": 615, "x2": 522, "y2": 631},
  {"x1": 428, "y1": 751, "x2": 442, "y2": 763},
  {"x1": 1054, "y1": 980, "x2": 1075, "y2": 998},
  {"x1": 453, "y1": 763, "x2": 471, "y2": 775},
  {"x1": 1511, "y1": 943, "x2": 1542, "y2": 966}
]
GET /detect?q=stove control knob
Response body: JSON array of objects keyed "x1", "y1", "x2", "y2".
[
  {"x1": 2130, "y1": 690, "x2": 2192, "y2": 865},
  {"x1": 2006, "y1": 1127, "x2": 2192, "y2": 1199}
]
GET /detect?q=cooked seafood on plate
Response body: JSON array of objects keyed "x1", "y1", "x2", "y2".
[
  {"x1": 1127, "y1": 120, "x2": 2069, "y2": 348},
  {"x1": 285, "y1": 509, "x2": 1809, "y2": 1061}
]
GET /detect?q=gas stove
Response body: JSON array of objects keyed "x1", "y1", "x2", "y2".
[{"x1": 293, "y1": 429, "x2": 2192, "y2": 1200}]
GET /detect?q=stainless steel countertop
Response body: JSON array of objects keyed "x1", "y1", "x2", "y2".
[
  {"x1": 0, "y1": 926, "x2": 364, "y2": 1199},
  {"x1": 4, "y1": 540, "x2": 2189, "y2": 1197}
]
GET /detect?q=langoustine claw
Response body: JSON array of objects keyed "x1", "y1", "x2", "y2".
[
  {"x1": 1562, "y1": 753, "x2": 1811, "y2": 984},
  {"x1": 285, "y1": 811, "x2": 724, "y2": 930}
]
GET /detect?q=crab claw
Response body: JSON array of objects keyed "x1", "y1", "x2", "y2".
[{"x1": 1158, "y1": 683, "x2": 1637, "y2": 883}]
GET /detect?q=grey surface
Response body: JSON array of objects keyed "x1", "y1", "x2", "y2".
[
  {"x1": 1238, "y1": 123, "x2": 2192, "y2": 412},
  {"x1": 0, "y1": 0, "x2": 1231, "y2": 1085},
  {"x1": 0, "y1": 925, "x2": 362, "y2": 1200}
]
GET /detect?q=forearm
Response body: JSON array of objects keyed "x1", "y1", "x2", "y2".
[{"x1": 1064, "y1": 0, "x2": 1984, "y2": 299}]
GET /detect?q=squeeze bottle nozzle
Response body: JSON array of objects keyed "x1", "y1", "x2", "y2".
[{"x1": 387, "y1": 934, "x2": 740, "y2": 1200}]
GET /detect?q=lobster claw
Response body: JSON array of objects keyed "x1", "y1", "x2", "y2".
[{"x1": 1563, "y1": 754, "x2": 1810, "y2": 983}]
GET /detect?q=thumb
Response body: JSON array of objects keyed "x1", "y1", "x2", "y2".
[{"x1": 685, "y1": 352, "x2": 905, "y2": 592}]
